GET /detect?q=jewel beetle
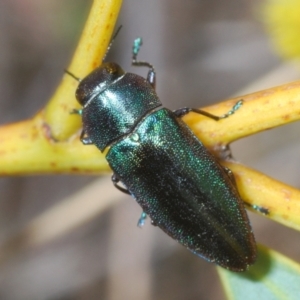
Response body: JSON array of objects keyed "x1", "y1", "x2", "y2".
[{"x1": 69, "y1": 34, "x2": 256, "y2": 272}]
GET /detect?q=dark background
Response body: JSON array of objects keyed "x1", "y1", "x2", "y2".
[{"x1": 0, "y1": 1, "x2": 300, "y2": 299}]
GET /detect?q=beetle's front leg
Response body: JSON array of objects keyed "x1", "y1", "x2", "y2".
[
  {"x1": 132, "y1": 38, "x2": 156, "y2": 89},
  {"x1": 174, "y1": 100, "x2": 243, "y2": 121},
  {"x1": 146, "y1": 69, "x2": 156, "y2": 89}
]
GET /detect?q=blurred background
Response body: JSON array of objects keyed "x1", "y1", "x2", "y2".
[{"x1": 0, "y1": 0, "x2": 300, "y2": 299}]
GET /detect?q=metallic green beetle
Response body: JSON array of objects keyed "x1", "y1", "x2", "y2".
[{"x1": 71, "y1": 37, "x2": 256, "y2": 272}]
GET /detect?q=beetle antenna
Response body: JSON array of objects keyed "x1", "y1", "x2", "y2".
[
  {"x1": 103, "y1": 25, "x2": 123, "y2": 62},
  {"x1": 64, "y1": 26, "x2": 122, "y2": 81},
  {"x1": 64, "y1": 69, "x2": 81, "y2": 82}
]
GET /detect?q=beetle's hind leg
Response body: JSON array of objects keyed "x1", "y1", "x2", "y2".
[
  {"x1": 131, "y1": 38, "x2": 156, "y2": 89},
  {"x1": 111, "y1": 173, "x2": 131, "y2": 195},
  {"x1": 223, "y1": 167, "x2": 237, "y2": 187},
  {"x1": 174, "y1": 100, "x2": 243, "y2": 120},
  {"x1": 224, "y1": 167, "x2": 270, "y2": 215}
]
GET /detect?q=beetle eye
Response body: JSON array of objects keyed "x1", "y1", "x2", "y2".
[{"x1": 75, "y1": 86, "x2": 89, "y2": 106}]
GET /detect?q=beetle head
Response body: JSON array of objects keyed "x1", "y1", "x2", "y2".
[{"x1": 75, "y1": 62, "x2": 125, "y2": 106}]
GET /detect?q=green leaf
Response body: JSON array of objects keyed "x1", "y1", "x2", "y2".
[{"x1": 218, "y1": 244, "x2": 300, "y2": 300}]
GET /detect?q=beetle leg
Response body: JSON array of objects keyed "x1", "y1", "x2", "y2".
[
  {"x1": 223, "y1": 167, "x2": 237, "y2": 186},
  {"x1": 71, "y1": 110, "x2": 93, "y2": 144},
  {"x1": 111, "y1": 173, "x2": 131, "y2": 195},
  {"x1": 137, "y1": 212, "x2": 147, "y2": 227},
  {"x1": 146, "y1": 69, "x2": 156, "y2": 89},
  {"x1": 70, "y1": 108, "x2": 82, "y2": 115},
  {"x1": 225, "y1": 167, "x2": 269, "y2": 215},
  {"x1": 251, "y1": 205, "x2": 269, "y2": 215},
  {"x1": 131, "y1": 38, "x2": 156, "y2": 89},
  {"x1": 151, "y1": 219, "x2": 158, "y2": 226},
  {"x1": 80, "y1": 130, "x2": 93, "y2": 145},
  {"x1": 174, "y1": 100, "x2": 243, "y2": 120}
]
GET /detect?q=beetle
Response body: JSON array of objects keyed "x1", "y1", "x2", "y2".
[{"x1": 69, "y1": 34, "x2": 256, "y2": 272}]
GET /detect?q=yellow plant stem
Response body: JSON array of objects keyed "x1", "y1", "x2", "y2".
[
  {"x1": 2, "y1": 79, "x2": 300, "y2": 232},
  {"x1": 0, "y1": 0, "x2": 123, "y2": 175},
  {"x1": 224, "y1": 162, "x2": 300, "y2": 232},
  {"x1": 1, "y1": 80, "x2": 300, "y2": 175},
  {"x1": 44, "y1": 0, "x2": 123, "y2": 141},
  {"x1": 0, "y1": 112, "x2": 109, "y2": 174},
  {"x1": 183, "y1": 80, "x2": 300, "y2": 151}
]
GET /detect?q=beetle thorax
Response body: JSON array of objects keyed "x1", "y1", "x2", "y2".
[{"x1": 80, "y1": 71, "x2": 162, "y2": 152}]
